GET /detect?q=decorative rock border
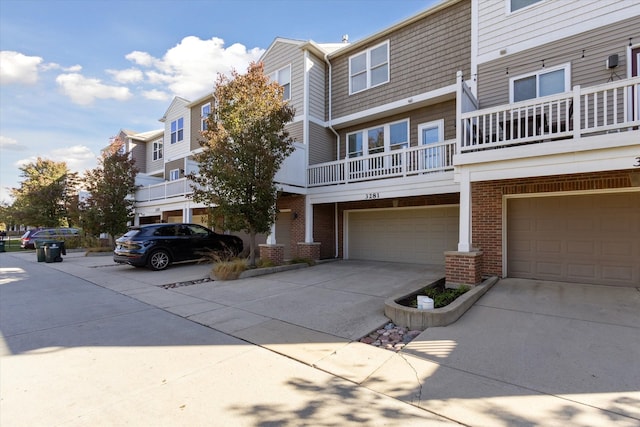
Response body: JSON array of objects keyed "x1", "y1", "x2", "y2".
[{"x1": 384, "y1": 276, "x2": 499, "y2": 330}]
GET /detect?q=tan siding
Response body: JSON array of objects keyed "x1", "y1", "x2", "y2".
[
  {"x1": 478, "y1": 0, "x2": 639, "y2": 58},
  {"x1": 330, "y1": 0, "x2": 471, "y2": 119},
  {"x1": 130, "y1": 141, "x2": 146, "y2": 173},
  {"x1": 263, "y1": 41, "x2": 305, "y2": 119},
  {"x1": 336, "y1": 100, "x2": 456, "y2": 159},
  {"x1": 477, "y1": 15, "x2": 640, "y2": 108},
  {"x1": 309, "y1": 53, "x2": 327, "y2": 120},
  {"x1": 285, "y1": 121, "x2": 304, "y2": 144},
  {"x1": 165, "y1": 159, "x2": 184, "y2": 179},
  {"x1": 308, "y1": 122, "x2": 336, "y2": 165},
  {"x1": 189, "y1": 97, "x2": 213, "y2": 151},
  {"x1": 147, "y1": 137, "x2": 164, "y2": 172}
]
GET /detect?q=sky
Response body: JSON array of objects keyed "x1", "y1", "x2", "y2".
[{"x1": 0, "y1": 0, "x2": 438, "y2": 204}]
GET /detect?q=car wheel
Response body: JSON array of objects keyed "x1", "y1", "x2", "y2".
[{"x1": 148, "y1": 250, "x2": 170, "y2": 271}]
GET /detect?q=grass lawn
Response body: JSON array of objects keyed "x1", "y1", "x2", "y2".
[{"x1": 0, "y1": 238, "x2": 27, "y2": 253}]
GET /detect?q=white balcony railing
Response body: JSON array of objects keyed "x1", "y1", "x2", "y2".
[
  {"x1": 308, "y1": 140, "x2": 456, "y2": 187},
  {"x1": 459, "y1": 77, "x2": 640, "y2": 153}
]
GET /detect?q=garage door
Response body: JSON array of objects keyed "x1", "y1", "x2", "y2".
[
  {"x1": 347, "y1": 206, "x2": 459, "y2": 264},
  {"x1": 507, "y1": 192, "x2": 640, "y2": 286}
]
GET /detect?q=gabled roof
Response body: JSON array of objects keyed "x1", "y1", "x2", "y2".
[
  {"x1": 159, "y1": 96, "x2": 191, "y2": 122},
  {"x1": 327, "y1": 0, "x2": 462, "y2": 58},
  {"x1": 132, "y1": 129, "x2": 164, "y2": 141},
  {"x1": 260, "y1": 37, "x2": 307, "y2": 62}
]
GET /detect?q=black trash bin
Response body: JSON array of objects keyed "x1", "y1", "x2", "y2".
[
  {"x1": 36, "y1": 240, "x2": 56, "y2": 262},
  {"x1": 44, "y1": 241, "x2": 63, "y2": 263},
  {"x1": 0, "y1": 240, "x2": 5, "y2": 253}
]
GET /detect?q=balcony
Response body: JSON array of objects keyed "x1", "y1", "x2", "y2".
[
  {"x1": 135, "y1": 142, "x2": 307, "y2": 202},
  {"x1": 308, "y1": 141, "x2": 456, "y2": 187},
  {"x1": 458, "y1": 77, "x2": 640, "y2": 154}
]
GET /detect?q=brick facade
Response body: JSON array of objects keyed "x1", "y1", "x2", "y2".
[
  {"x1": 259, "y1": 244, "x2": 285, "y2": 266},
  {"x1": 445, "y1": 250, "x2": 483, "y2": 287},
  {"x1": 472, "y1": 170, "x2": 638, "y2": 278},
  {"x1": 277, "y1": 194, "x2": 306, "y2": 259}
]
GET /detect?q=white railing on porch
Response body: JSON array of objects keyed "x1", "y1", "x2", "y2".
[
  {"x1": 308, "y1": 140, "x2": 456, "y2": 187},
  {"x1": 135, "y1": 177, "x2": 197, "y2": 202},
  {"x1": 459, "y1": 77, "x2": 640, "y2": 153}
]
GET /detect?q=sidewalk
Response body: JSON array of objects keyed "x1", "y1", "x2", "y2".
[{"x1": 5, "y1": 251, "x2": 639, "y2": 426}]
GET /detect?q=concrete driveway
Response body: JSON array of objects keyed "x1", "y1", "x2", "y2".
[{"x1": 4, "y1": 251, "x2": 639, "y2": 426}]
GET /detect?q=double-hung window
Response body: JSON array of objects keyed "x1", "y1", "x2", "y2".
[
  {"x1": 169, "y1": 169, "x2": 180, "y2": 181},
  {"x1": 346, "y1": 119, "x2": 409, "y2": 158},
  {"x1": 349, "y1": 41, "x2": 389, "y2": 94},
  {"x1": 269, "y1": 65, "x2": 291, "y2": 101},
  {"x1": 152, "y1": 140, "x2": 163, "y2": 161},
  {"x1": 201, "y1": 103, "x2": 211, "y2": 131},
  {"x1": 510, "y1": 64, "x2": 570, "y2": 102},
  {"x1": 170, "y1": 117, "x2": 184, "y2": 144}
]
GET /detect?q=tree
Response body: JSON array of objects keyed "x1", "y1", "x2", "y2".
[
  {"x1": 189, "y1": 62, "x2": 296, "y2": 267},
  {"x1": 82, "y1": 137, "x2": 138, "y2": 246},
  {"x1": 10, "y1": 158, "x2": 76, "y2": 227}
]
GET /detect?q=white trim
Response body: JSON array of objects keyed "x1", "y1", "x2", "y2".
[
  {"x1": 201, "y1": 103, "x2": 211, "y2": 132},
  {"x1": 269, "y1": 64, "x2": 291, "y2": 101},
  {"x1": 346, "y1": 118, "x2": 410, "y2": 158},
  {"x1": 169, "y1": 169, "x2": 180, "y2": 181},
  {"x1": 501, "y1": 187, "x2": 640, "y2": 277},
  {"x1": 509, "y1": 62, "x2": 571, "y2": 103},
  {"x1": 418, "y1": 119, "x2": 445, "y2": 144},
  {"x1": 331, "y1": 84, "x2": 456, "y2": 127},
  {"x1": 349, "y1": 40, "x2": 390, "y2": 95},
  {"x1": 629, "y1": 44, "x2": 640, "y2": 78}
]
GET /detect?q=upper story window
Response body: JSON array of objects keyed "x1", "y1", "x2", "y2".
[
  {"x1": 152, "y1": 140, "x2": 163, "y2": 161},
  {"x1": 169, "y1": 169, "x2": 180, "y2": 181},
  {"x1": 509, "y1": 0, "x2": 543, "y2": 13},
  {"x1": 510, "y1": 64, "x2": 570, "y2": 102},
  {"x1": 269, "y1": 65, "x2": 291, "y2": 101},
  {"x1": 170, "y1": 117, "x2": 184, "y2": 144},
  {"x1": 201, "y1": 103, "x2": 211, "y2": 131},
  {"x1": 347, "y1": 119, "x2": 408, "y2": 158},
  {"x1": 349, "y1": 40, "x2": 389, "y2": 95}
]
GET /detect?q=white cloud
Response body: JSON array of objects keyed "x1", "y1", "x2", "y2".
[
  {"x1": 0, "y1": 51, "x2": 43, "y2": 85},
  {"x1": 142, "y1": 89, "x2": 171, "y2": 101},
  {"x1": 41, "y1": 62, "x2": 82, "y2": 72},
  {"x1": 0, "y1": 136, "x2": 27, "y2": 151},
  {"x1": 126, "y1": 50, "x2": 155, "y2": 67},
  {"x1": 55, "y1": 73, "x2": 132, "y2": 105},
  {"x1": 107, "y1": 67, "x2": 144, "y2": 84},
  {"x1": 15, "y1": 145, "x2": 97, "y2": 174},
  {"x1": 125, "y1": 36, "x2": 264, "y2": 100}
]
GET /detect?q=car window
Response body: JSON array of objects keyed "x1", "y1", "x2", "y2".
[
  {"x1": 122, "y1": 229, "x2": 141, "y2": 238},
  {"x1": 21, "y1": 231, "x2": 31, "y2": 238},
  {"x1": 188, "y1": 224, "x2": 210, "y2": 237},
  {"x1": 154, "y1": 225, "x2": 177, "y2": 236}
]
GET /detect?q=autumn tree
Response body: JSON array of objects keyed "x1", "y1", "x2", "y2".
[
  {"x1": 10, "y1": 158, "x2": 77, "y2": 227},
  {"x1": 82, "y1": 137, "x2": 138, "y2": 245},
  {"x1": 189, "y1": 62, "x2": 296, "y2": 267}
]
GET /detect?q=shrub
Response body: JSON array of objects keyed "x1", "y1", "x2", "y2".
[
  {"x1": 423, "y1": 285, "x2": 470, "y2": 308},
  {"x1": 289, "y1": 257, "x2": 315, "y2": 266},
  {"x1": 213, "y1": 259, "x2": 248, "y2": 280}
]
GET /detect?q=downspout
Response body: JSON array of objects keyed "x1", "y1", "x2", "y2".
[{"x1": 324, "y1": 52, "x2": 341, "y2": 259}]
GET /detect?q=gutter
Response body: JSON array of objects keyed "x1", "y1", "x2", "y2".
[{"x1": 323, "y1": 52, "x2": 341, "y2": 259}]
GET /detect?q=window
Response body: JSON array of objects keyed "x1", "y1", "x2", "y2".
[
  {"x1": 346, "y1": 119, "x2": 409, "y2": 157},
  {"x1": 510, "y1": 64, "x2": 570, "y2": 102},
  {"x1": 418, "y1": 120, "x2": 444, "y2": 169},
  {"x1": 509, "y1": 0, "x2": 542, "y2": 12},
  {"x1": 170, "y1": 117, "x2": 184, "y2": 144},
  {"x1": 201, "y1": 103, "x2": 211, "y2": 131},
  {"x1": 169, "y1": 169, "x2": 180, "y2": 181},
  {"x1": 349, "y1": 41, "x2": 389, "y2": 94},
  {"x1": 269, "y1": 65, "x2": 291, "y2": 100},
  {"x1": 153, "y1": 140, "x2": 163, "y2": 161}
]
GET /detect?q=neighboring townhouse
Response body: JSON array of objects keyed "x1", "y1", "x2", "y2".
[
  {"x1": 296, "y1": 0, "x2": 472, "y2": 266},
  {"x1": 451, "y1": 0, "x2": 640, "y2": 287}
]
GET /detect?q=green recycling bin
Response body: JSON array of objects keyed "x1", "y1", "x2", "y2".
[
  {"x1": 0, "y1": 241, "x2": 5, "y2": 253},
  {"x1": 44, "y1": 241, "x2": 63, "y2": 263}
]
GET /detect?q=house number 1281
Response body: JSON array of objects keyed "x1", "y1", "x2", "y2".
[{"x1": 365, "y1": 192, "x2": 380, "y2": 200}]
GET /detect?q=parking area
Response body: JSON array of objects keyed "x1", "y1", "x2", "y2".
[{"x1": 4, "y1": 250, "x2": 639, "y2": 426}]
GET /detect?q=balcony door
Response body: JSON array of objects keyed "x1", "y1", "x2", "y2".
[{"x1": 632, "y1": 47, "x2": 640, "y2": 122}]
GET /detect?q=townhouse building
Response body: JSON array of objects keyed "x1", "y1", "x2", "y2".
[
  {"x1": 127, "y1": 0, "x2": 639, "y2": 287},
  {"x1": 453, "y1": 0, "x2": 640, "y2": 287}
]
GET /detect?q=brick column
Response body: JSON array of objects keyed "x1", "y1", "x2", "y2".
[
  {"x1": 445, "y1": 250, "x2": 483, "y2": 287},
  {"x1": 259, "y1": 244, "x2": 285, "y2": 266},
  {"x1": 297, "y1": 242, "x2": 321, "y2": 261}
]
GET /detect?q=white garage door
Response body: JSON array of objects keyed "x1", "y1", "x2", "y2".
[
  {"x1": 347, "y1": 206, "x2": 459, "y2": 264},
  {"x1": 507, "y1": 192, "x2": 640, "y2": 286}
]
